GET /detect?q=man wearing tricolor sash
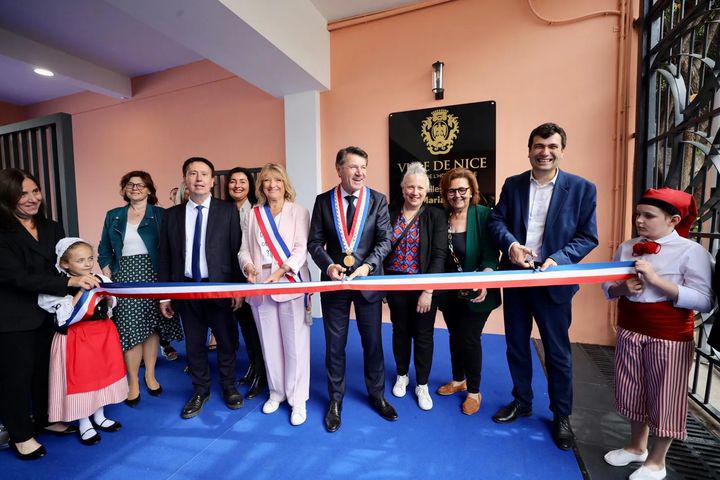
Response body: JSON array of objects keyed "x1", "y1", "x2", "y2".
[
  {"x1": 308, "y1": 146, "x2": 396, "y2": 432},
  {"x1": 488, "y1": 123, "x2": 598, "y2": 450}
]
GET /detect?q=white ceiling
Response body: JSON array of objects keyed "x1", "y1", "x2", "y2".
[
  {"x1": 310, "y1": 0, "x2": 422, "y2": 22},
  {"x1": 0, "y1": 0, "x2": 422, "y2": 106}
]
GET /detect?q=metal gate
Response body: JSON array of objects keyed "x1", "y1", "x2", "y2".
[{"x1": 636, "y1": 0, "x2": 720, "y2": 420}]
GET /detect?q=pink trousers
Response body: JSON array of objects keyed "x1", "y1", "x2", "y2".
[{"x1": 251, "y1": 296, "x2": 310, "y2": 407}]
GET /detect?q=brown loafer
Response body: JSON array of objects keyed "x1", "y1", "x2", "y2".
[
  {"x1": 437, "y1": 380, "x2": 467, "y2": 396},
  {"x1": 462, "y1": 394, "x2": 481, "y2": 415}
]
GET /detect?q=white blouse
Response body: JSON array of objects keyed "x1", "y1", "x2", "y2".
[{"x1": 122, "y1": 222, "x2": 149, "y2": 257}]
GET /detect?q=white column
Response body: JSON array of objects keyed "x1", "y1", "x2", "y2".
[{"x1": 284, "y1": 90, "x2": 322, "y2": 316}]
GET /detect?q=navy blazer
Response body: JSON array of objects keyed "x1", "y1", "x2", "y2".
[
  {"x1": 98, "y1": 204, "x2": 164, "y2": 274},
  {"x1": 488, "y1": 169, "x2": 598, "y2": 304},
  {"x1": 157, "y1": 197, "x2": 242, "y2": 287},
  {"x1": 308, "y1": 187, "x2": 391, "y2": 303}
]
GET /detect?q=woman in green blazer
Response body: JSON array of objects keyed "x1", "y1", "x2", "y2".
[
  {"x1": 436, "y1": 167, "x2": 501, "y2": 416},
  {"x1": 98, "y1": 171, "x2": 182, "y2": 405}
]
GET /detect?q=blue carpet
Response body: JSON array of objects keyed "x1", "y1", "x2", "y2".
[{"x1": 2, "y1": 322, "x2": 581, "y2": 479}]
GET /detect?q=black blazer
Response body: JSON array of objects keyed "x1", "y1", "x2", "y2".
[
  {"x1": 158, "y1": 197, "x2": 243, "y2": 286},
  {"x1": 0, "y1": 218, "x2": 68, "y2": 333},
  {"x1": 385, "y1": 205, "x2": 447, "y2": 274},
  {"x1": 308, "y1": 187, "x2": 391, "y2": 302}
]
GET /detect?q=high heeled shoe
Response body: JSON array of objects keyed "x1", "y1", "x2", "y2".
[
  {"x1": 145, "y1": 378, "x2": 163, "y2": 396},
  {"x1": 11, "y1": 443, "x2": 46, "y2": 460},
  {"x1": 125, "y1": 393, "x2": 141, "y2": 407},
  {"x1": 238, "y1": 364, "x2": 256, "y2": 385}
]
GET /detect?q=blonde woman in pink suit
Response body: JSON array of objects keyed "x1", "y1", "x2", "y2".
[{"x1": 238, "y1": 163, "x2": 312, "y2": 426}]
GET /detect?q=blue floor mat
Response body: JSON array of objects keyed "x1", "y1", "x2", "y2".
[{"x1": 2, "y1": 321, "x2": 581, "y2": 479}]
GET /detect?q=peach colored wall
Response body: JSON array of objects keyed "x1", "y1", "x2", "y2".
[
  {"x1": 25, "y1": 60, "x2": 285, "y2": 250},
  {"x1": 0, "y1": 100, "x2": 26, "y2": 126},
  {"x1": 320, "y1": 0, "x2": 637, "y2": 345}
]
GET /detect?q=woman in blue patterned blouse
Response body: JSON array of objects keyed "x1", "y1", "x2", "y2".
[{"x1": 384, "y1": 162, "x2": 447, "y2": 410}]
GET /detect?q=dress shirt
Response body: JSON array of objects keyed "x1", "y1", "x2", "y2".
[
  {"x1": 341, "y1": 185, "x2": 359, "y2": 221},
  {"x1": 524, "y1": 169, "x2": 558, "y2": 261},
  {"x1": 602, "y1": 230, "x2": 714, "y2": 312},
  {"x1": 184, "y1": 196, "x2": 211, "y2": 279}
]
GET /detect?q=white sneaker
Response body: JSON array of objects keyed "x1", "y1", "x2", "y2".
[
  {"x1": 629, "y1": 465, "x2": 667, "y2": 480},
  {"x1": 262, "y1": 399, "x2": 281, "y2": 414},
  {"x1": 415, "y1": 384, "x2": 433, "y2": 410},
  {"x1": 392, "y1": 375, "x2": 409, "y2": 397},
  {"x1": 604, "y1": 448, "x2": 649, "y2": 467},
  {"x1": 290, "y1": 407, "x2": 307, "y2": 426}
]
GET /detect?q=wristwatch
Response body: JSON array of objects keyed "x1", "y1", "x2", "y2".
[{"x1": 365, "y1": 263, "x2": 375, "y2": 273}]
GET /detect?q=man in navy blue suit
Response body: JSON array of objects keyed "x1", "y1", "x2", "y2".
[
  {"x1": 308, "y1": 146, "x2": 397, "y2": 433},
  {"x1": 488, "y1": 123, "x2": 598, "y2": 450}
]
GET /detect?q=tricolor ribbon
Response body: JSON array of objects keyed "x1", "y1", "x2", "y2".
[
  {"x1": 331, "y1": 186, "x2": 370, "y2": 257},
  {"x1": 254, "y1": 204, "x2": 301, "y2": 283},
  {"x1": 64, "y1": 261, "x2": 635, "y2": 328}
]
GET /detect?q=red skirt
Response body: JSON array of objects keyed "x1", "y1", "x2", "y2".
[{"x1": 66, "y1": 319, "x2": 126, "y2": 394}]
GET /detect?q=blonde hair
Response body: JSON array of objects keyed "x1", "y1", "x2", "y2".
[{"x1": 255, "y1": 163, "x2": 296, "y2": 205}]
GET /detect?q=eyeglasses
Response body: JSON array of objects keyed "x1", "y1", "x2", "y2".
[
  {"x1": 446, "y1": 187, "x2": 470, "y2": 197},
  {"x1": 125, "y1": 182, "x2": 146, "y2": 190}
]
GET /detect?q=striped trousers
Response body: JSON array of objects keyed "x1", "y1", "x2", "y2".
[{"x1": 614, "y1": 327, "x2": 694, "y2": 440}]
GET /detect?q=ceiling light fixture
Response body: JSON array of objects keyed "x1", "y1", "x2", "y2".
[{"x1": 33, "y1": 67, "x2": 54, "y2": 77}]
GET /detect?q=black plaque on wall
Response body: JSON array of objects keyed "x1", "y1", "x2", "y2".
[{"x1": 389, "y1": 101, "x2": 496, "y2": 208}]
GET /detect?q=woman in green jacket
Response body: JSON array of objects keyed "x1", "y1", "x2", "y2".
[
  {"x1": 98, "y1": 171, "x2": 182, "y2": 405},
  {"x1": 436, "y1": 167, "x2": 501, "y2": 416}
]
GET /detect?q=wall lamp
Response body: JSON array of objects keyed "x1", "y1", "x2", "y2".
[{"x1": 432, "y1": 61, "x2": 444, "y2": 100}]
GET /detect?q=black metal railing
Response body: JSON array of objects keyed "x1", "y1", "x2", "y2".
[
  {"x1": 0, "y1": 113, "x2": 78, "y2": 235},
  {"x1": 636, "y1": 0, "x2": 720, "y2": 421}
]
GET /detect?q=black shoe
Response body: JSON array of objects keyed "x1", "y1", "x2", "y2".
[
  {"x1": 553, "y1": 415, "x2": 575, "y2": 451},
  {"x1": 11, "y1": 443, "x2": 46, "y2": 460},
  {"x1": 91, "y1": 418, "x2": 122, "y2": 432},
  {"x1": 239, "y1": 364, "x2": 256, "y2": 385},
  {"x1": 145, "y1": 378, "x2": 163, "y2": 397},
  {"x1": 42, "y1": 424, "x2": 79, "y2": 436},
  {"x1": 246, "y1": 375, "x2": 267, "y2": 399},
  {"x1": 370, "y1": 396, "x2": 399, "y2": 421},
  {"x1": 181, "y1": 393, "x2": 210, "y2": 419},
  {"x1": 79, "y1": 428, "x2": 101, "y2": 446},
  {"x1": 324, "y1": 400, "x2": 342, "y2": 432},
  {"x1": 492, "y1": 400, "x2": 532, "y2": 424},
  {"x1": 223, "y1": 387, "x2": 244, "y2": 410},
  {"x1": 124, "y1": 393, "x2": 141, "y2": 407}
]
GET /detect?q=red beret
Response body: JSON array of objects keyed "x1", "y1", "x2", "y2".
[{"x1": 638, "y1": 188, "x2": 697, "y2": 238}]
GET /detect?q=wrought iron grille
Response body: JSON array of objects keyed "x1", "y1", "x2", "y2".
[
  {"x1": 636, "y1": 0, "x2": 720, "y2": 421},
  {"x1": 0, "y1": 113, "x2": 78, "y2": 235}
]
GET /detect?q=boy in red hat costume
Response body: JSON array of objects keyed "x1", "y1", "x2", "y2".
[{"x1": 602, "y1": 188, "x2": 714, "y2": 480}]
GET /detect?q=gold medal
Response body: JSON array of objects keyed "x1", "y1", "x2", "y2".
[{"x1": 343, "y1": 254, "x2": 356, "y2": 267}]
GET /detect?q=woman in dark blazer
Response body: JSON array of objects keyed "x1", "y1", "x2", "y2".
[
  {"x1": 0, "y1": 168, "x2": 99, "y2": 459},
  {"x1": 436, "y1": 167, "x2": 501, "y2": 416},
  {"x1": 385, "y1": 162, "x2": 447, "y2": 411},
  {"x1": 98, "y1": 171, "x2": 182, "y2": 405}
]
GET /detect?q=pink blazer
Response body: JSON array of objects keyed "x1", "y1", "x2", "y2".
[{"x1": 238, "y1": 201, "x2": 311, "y2": 306}]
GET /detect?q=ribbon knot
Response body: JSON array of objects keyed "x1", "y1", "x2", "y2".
[{"x1": 632, "y1": 240, "x2": 661, "y2": 256}]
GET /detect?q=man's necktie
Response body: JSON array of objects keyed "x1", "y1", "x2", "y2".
[
  {"x1": 345, "y1": 195, "x2": 356, "y2": 230},
  {"x1": 632, "y1": 240, "x2": 661, "y2": 256},
  {"x1": 192, "y1": 205, "x2": 203, "y2": 281}
]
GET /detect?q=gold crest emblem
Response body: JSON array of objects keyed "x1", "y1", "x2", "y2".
[{"x1": 421, "y1": 109, "x2": 459, "y2": 155}]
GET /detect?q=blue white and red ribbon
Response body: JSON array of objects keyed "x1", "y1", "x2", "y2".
[
  {"x1": 331, "y1": 185, "x2": 369, "y2": 257},
  {"x1": 254, "y1": 204, "x2": 301, "y2": 283},
  {"x1": 64, "y1": 261, "x2": 635, "y2": 327}
]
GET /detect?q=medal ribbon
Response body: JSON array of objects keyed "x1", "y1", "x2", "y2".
[{"x1": 331, "y1": 186, "x2": 369, "y2": 255}]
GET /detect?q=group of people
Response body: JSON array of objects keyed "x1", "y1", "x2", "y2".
[{"x1": 0, "y1": 122, "x2": 714, "y2": 480}]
